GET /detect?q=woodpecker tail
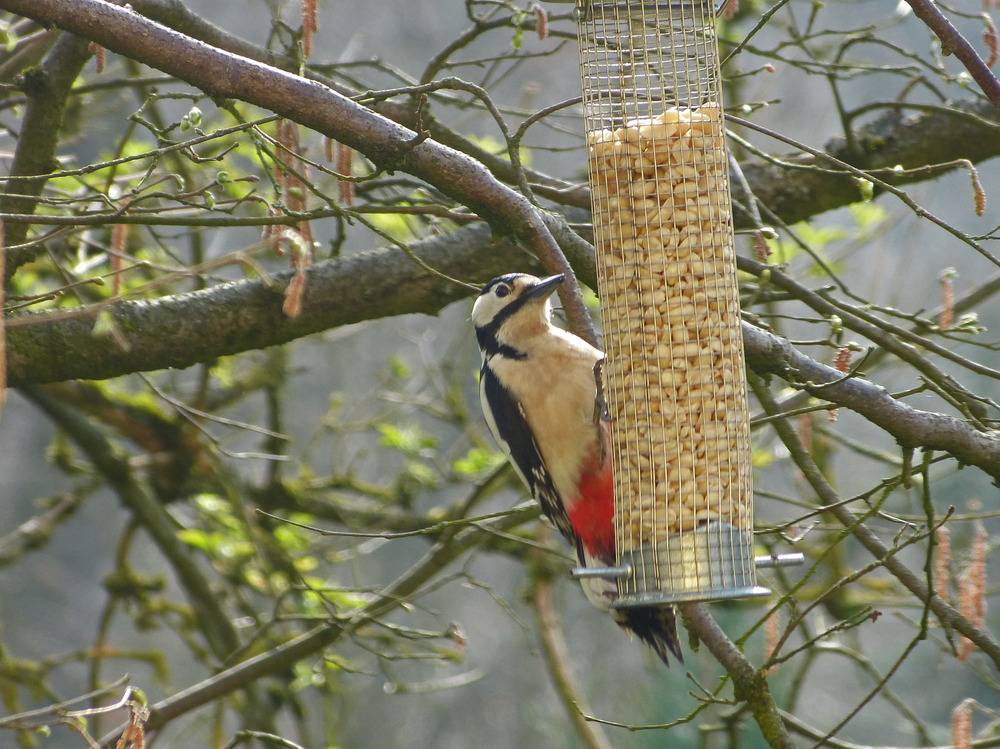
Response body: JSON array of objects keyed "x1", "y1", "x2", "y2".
[
  {"x1": 614, "y1": 606, "x2": 683, "y2": 667},
  {"x1": 575, "y1": 544, "x2": 683, "y2": 666}
]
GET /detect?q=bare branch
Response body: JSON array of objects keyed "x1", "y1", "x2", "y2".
[
  {"x1": 902, "y1": 0, "x2": 1000, "y2": 110},
  {"x1": 741, "y1": 322, "x2": 1000, "y2": 483},
  {"x1": 750, "y1": 375, "x2": 1000, "y2": 669},
  {"x1": 679, "y1": 603, "x2": 794, "y2": 749}
]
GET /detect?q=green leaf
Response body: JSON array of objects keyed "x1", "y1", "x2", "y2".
[
  {"x1": 511, "y1": 26, "x2": 524, "y2": 49},
  {"x1": 377, "y1": 423, "x2": 437, "y2": 454},
  {"x1": 405, "y1": 459, "x2": 437, "y2": 485},
  {"x1": 847, "y1": 201, "x2": 886, "y2": 231},
  {"x1": 454, "y1": 446, "x2": 504, "y2": 476},
  {"x1": 0, "y1": 24, "x2": 17, "y2": 53},
  {"x1": 177, "y1": 528, "x2": 218, "y2": 553},
  {"x1": 752, "y1": 447, "x2": 776, "y2": 468},
  {"x1": 388, "y1": 355, "x2": 411, "y2": 379}
]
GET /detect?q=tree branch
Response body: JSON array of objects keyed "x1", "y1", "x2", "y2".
[
  {"x1": 5, "y1": 224, "x2": 536, "y2": 385},
  {"x1": 9, "y1": 228, "x2": 999, "y2": 486},
  {"x1": 740, "y1": 321, "x2": 1000, "y2": 483},
  {"x1": 0, "y1": 492, "x2": 83, "y2": 568},
  {"x1": 734, "y1": 100, "x2": 1000, "y2": 226},
  {"x1": 679, "y1": 603, "x2": 794, "y2": 749},
  {"x1": 750, "y1": 375, "x2": 1000, "y2": 670},
  {"x1": 1, "y1": 32, "x2": 92, "y2": 272},
  {"x1": 99, "y1": 504, "x2": 538, "y2": 744},
  {"x1": 736, "y1": 256, "x2": 996, "y2": 417},
  {"x1": 100, "y1": 0, "x2": 1000, "y2": 231},
  {"x1": 530, "y1": 525, "x2": 614, "y2": 749},
  {"x1": 902, "y1": 0, "x2": 1000, "y2": 110},
  {"x1": 0, "y1": 0, "x2": 597, "y2": 344},
  {"x1": 22, "y1": 385, "x2": 242, "y2": 660},
  {"x1": 531, "y1": 573, "x2": 615, "y2": 749}
]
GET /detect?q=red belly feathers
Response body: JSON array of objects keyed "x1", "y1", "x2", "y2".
[{"x1": 567, "y1": 446, "x2": 615, "y2": 558}]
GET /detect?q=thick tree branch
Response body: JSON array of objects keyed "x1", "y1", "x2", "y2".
[
  {"x1": 0, "y1": 2, "x2": 482, "y2": 222},
  {"x1": 8, "y1": 224, "x2": 1000, "y2": 482},
  {"x1": 735, "y1": 99, "x2": 1000, "y2": 225},
  {"x1": 5, "y1": 224, "x2": 536, "y2": 384},
  {"x1": 1, "y1": 2, "x2": 997, "y2": 362},
  {"x1": 735, "y1": 256, "x2": 996, "y2": 417},
  {"x1": 740, "y1": 322, "x2": 1000, "y2": 483},
  {"x1": 0, "y1": 0, "x2": 596, "y2": 345}
]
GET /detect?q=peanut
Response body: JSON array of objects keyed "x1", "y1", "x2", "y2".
[{"x1": 588, "y1": 105, "x2": 752, "y2": 547}]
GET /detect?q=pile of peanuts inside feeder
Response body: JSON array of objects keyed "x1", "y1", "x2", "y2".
[{"x1": 588, "y1": 103, "x2": 752, "y2": 550}]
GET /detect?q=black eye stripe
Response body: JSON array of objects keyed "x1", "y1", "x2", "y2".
[
  {"x1": 495, "y1": 284, "x2": 511, "y2": 298},
  {"x1": 480, "y1": 273, "x2": 527, "y2": 299}
]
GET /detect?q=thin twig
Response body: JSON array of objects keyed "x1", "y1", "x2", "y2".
[
  {"x1": 530, "y1": 540, "x2": 615, "y2": 749},
  {"x1": 679, "y1": 603, "x2": 794, "y2": 749},
  {"x1": 750, "y1": 373, "x2": 1000, "y2": 670},
  {"x1": 902, "y1": 0, "x2": 1000, "y2": 110}
]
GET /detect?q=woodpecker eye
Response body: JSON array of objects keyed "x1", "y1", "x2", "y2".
[{"x1": 495, "y1": 284, "x2": 511, "y2": 298}]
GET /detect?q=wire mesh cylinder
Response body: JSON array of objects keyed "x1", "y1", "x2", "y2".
[{"x1": 577, "y1": 0, "x2": 760, "y2": 603}]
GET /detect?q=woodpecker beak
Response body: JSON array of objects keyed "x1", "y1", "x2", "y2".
[{"x1": 524, "y1": 274, "x2": 565, "y2": 302}]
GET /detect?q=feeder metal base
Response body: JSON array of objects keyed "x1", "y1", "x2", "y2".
[{"x1": 613, "y1": 521, "x2": 769, "y2": 607}]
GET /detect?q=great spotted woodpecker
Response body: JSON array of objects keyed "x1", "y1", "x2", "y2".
[{"x1": 472, "y1": 272, "x2": 682, "y2": 666}]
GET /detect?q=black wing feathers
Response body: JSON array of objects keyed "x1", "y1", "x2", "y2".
[{"x1": 481, "y1": 364, "x2": 574, "y2": 542}]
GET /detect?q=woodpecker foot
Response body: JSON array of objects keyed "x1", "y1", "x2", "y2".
[{"x1": 592, "y1": 358, "x2": 611, "y2": 425}]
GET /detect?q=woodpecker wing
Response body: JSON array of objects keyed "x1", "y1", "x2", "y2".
[{"x1": 480, "y1": 363, "x2": 575, "y2": 541}]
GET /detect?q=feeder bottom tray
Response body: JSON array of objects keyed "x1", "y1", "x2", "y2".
[{"x1": 613, "y1": 522, "x2": 771, "y2": 607}]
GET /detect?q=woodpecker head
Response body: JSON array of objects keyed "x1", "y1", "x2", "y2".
[{"x1": 472, "y1": 273, "x2": 564, "y2": 356}]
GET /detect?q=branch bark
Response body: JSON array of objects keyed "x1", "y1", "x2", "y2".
[
  {"x1": 5, "y1": 224, "x2": 536, "y2": 384},
  {"x1": 679, "y1": 603, "x2": 794, "y2": 749}
]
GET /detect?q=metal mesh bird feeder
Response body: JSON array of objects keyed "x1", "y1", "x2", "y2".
[{"x1": 571, "y1": 0, "x2": 767, "y2": 604}]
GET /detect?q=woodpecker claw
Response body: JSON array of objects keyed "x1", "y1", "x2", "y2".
[
  {"x1": 591, "y1": 358, "x2": 612, "y2": 465},
  {"x1": 592, "y1": 358, "x2": 611, "y2": 425}
]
